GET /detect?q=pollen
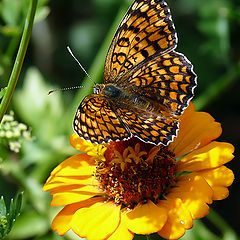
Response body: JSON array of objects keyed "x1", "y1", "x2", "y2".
[{"x1": 95, "y1": 137, "x2": 176, "y2": 209}]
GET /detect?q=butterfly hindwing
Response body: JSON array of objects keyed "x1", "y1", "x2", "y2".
[
  {"x1": 74, "y1": 95, "x2": 131, "y2": 144},
  {"x1": 116, "y1": 106, "x2": 179, "y2": 145}
]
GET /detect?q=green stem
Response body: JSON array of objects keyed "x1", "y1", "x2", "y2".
[{"x1": 0, "y1": 0, "x2": 38, "y2": 122}]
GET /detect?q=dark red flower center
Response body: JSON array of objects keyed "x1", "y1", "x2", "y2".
[{"x1": 95, "y1": 137, "x2": 176, "y2": 209}]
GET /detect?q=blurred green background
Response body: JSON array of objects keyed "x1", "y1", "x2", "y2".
[{"x1": 0, "y1": 0, "x2": 239, "y2": 239}]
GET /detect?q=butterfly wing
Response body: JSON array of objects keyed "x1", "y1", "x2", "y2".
[
  {"x1": 113, "y1": 50, "x2": 196, "y2": 145},
  {"x1": 121, "y1": 51, "x2": 197, "y2": 116},
  {"x1": 74, "y1": 94, "x2": 131, "y2": 144},
  {"x1": 74, "y1": 0, "x2": 196, "y2": 146},
  {"x1": 104, "y1": 0, "x2": 177, "y2": 83},
  {"x1": 116, "y1": 106, "x2": 178, "y2": 146}
]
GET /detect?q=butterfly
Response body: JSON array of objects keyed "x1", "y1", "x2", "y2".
[{"x1": 73, "y1": 0, "x2": 197, "y2": 146}]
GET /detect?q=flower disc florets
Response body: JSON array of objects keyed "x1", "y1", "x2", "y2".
[{"x1": 95, "y1": 137, "x2": 176, "y2": 209}]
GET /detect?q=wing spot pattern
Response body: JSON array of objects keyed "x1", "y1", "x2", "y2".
[{"x1": 140, "y1": 3, "x2": 149, "y2": 12}]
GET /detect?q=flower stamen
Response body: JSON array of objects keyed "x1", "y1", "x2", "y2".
[{"x1": 95, "y1": 138, "x2": 176, "y2": 209}]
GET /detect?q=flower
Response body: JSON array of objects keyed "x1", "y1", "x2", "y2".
[{"x1": 43, "y1": 103, "x2": 234, "y2": 240}]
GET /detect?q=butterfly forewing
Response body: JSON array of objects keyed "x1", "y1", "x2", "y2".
[
  {"x1": 104, "y1": 0, "x2": 177, "y2": 83},
  {"x1": 122, "y1": 51, "x2": 197, "y2": 116},
  {"x1": 74, "y1": 95, "x2": 131, "y2": 144}
]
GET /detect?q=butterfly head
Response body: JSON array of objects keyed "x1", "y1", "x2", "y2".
[
  {"x1": 93, "y1": 83, "x2": 102, "y2": 94},
  {"x1": 94, "y1": 83, "x2": 123, "y2": 99}
]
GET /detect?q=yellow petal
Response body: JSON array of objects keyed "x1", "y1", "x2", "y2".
[
  {"x1": 167, "y1": 175, "x2": 213, "y2": 219},
  {"x1": 125, "y1": 200, "x2": 168, "y2": 234},
  {"x1": 47, "y1": 153, "x2": 95, "y2": 178},
  {"x1": 108, "y1": 211, "x2": 134, "y2": 240},
  {"x1": 49, "y1": 182, "x2": 99, "y2": 195},
  {"x1": 195, "y1": 166, "x2": 234, "y2": 200},
  {"x1": 44, "y1": 182, "x2": 85, "y2": 193},
  {"x1": 170, "y1": 103, "x2": 222, "y2": 158},
  {"x1": 71, "y1": 202, "x2": 121, "y2": 240},
  {"x1": 51, "y1": 185, "x2": 101, "y2": 206},
  {"x1": 42, "y1": 153, "x2": 98, "y2": 193},
  {"x1": 43, "y1": 176, "x2": 98, "y2": 192},
  {"x1": 52, "y1": 204, "x2": 78, "y2": 235},
  {"x1": 50, "y1": 175, "x2": 96, "y2": 185},
  {"x1": 157, "y1": 198, "x2": 193, "y2": 239},
  {"x1": 70, "y1": 133, "x2": 97, "y2": 152},
  {"x1": 177, "y1": 142, "x2": 234, "y2": 172},
  {"x1": 211, "y1": 186, "x2": 229, "y2": 200},
  {"x1": 52, "y1": 197, "x2": 103, "y2": 235}
]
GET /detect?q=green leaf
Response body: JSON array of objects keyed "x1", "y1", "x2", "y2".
[
  {"x1": 12, "y1": 193, "x2": 23, "y2": 219},
  {"x1": 0, "y1": 196, "x2": 7, "y2": 218},
  {"x1": 13, "y1": 67, "x2": 66, "y2": 143},
  {"x1": 0, "y1": 25, "x2": 20, "y2": 37},
  {"x1": 8, "y1": 193, "x2": 23, "y2": 229},
  {"x1": 8, "y1": 199, "x2": 15, "y2": 229},
  {"x1": 0, "y1": 0, "x2": 22, "y2": 26},
  {"x1": 34, "y1": 6, "x2": 50, "y2": 23},
  {"x1": 0, "y1": 196, "x2": 9, "y2": 239},
  {"x1": 0, "y1": 193, "x2": 23, "y2": 239}
]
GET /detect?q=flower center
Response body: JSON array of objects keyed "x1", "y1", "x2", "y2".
[{"x1": 95, "y1": 138, "x2": 176, "y2": 209}]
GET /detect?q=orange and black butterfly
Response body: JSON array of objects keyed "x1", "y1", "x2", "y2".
[{"x1": 73, "y1": 0, "x2": 197, "y2": 146}]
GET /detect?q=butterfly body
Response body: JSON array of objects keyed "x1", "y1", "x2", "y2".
[
  {"x1": 99, "y1": 84, "x2": 150, "y2": 111},
  {"x1": 101, "y1": 84, "x2": 125, "y2": 100},
  {"x1": 74, "y1": 0, "x2": 197, "y2": 146},
  {"x1": 96, "y1": 82, "x2": 167, "y2": 123}
]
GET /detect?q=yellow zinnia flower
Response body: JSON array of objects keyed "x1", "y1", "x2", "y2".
[{"x1": 43, "y1": 103, "x2": 234, "y2": 240}]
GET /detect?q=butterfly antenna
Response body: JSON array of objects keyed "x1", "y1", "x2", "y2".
[
  {"x1": 67, "y1": 46, "x2": 96, "y2": 85},
  {"x1": 48, "y1": 85, "x2": 92, "y2": 95}
]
